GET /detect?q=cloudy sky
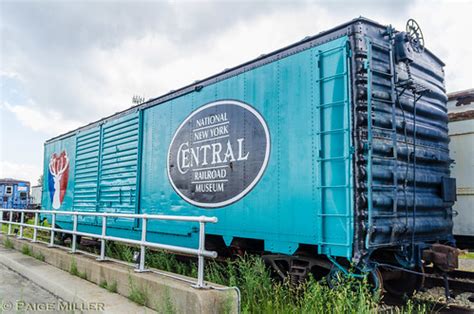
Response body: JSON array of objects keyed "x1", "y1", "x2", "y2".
[{"x1": 0, "y1": 0, "x2": 473, "y2": 185}]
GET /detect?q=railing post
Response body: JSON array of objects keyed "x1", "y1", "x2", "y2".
[
  {"x1": 71, "y1": 214, "x2": 77, "y2": 253},
  {"x1": 97, "y1": 216, "x2": 107, "y2": 261},
  {"x1": 194, "y1": 221, "x2": 206, "y2": 288},
  {"x1": 8, "y1": 210, "x2": 13, "y2": 235},
  {"x1": 32, "y1": 212, "x2": 39, "y2": 242},
  {"x1": 49, "y1": 213, "x2": 56, "y2": 247},
  {"x1": 18, "y1": 211, "x2": 25, "y2": 239},
  {"x1": 135, "y1": 217, "x2": 147, "y2": 272}
]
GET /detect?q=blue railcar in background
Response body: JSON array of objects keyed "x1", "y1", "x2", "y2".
[
  {"x1": 0, "y1": 178, "x2": 30, "y2": 209},
  {"x1": 40, "y1": 18, "x2": 459, "y2": 297}
]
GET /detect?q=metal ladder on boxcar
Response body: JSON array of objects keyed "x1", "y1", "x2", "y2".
[
  {"x1": 364, "y1": 37, "x2": 400, "y2": 247},
  {"x1": 314, "y1": 42, "x2": 353, "y2": 258}
]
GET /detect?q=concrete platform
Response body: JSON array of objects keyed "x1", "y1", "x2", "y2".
[
  {"x1": 0, "y1": 263, "x2": 65, "y2": 314},
  {"x1": 0, "y1": 246, "x2": 155, "y2": 313},
  {"x1": 0, "y1": 234, "x2": 238, "y2": 313}
]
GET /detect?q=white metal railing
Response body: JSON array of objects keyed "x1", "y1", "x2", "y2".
[{"x1": 0, "y1": 208, "x2": 218, "y2": 288}]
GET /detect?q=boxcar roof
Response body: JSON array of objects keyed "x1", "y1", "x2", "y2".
[
  {"x1": 46, "y1": 17, "x2": 443, "y2": 144},
  {"x1": 0, "y1": 178, "x2": 30, "y2": 185}
]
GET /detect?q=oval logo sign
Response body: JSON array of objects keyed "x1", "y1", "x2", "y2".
[{"x1": 167, "y1": 100, "x2": 270, "y2": 208}]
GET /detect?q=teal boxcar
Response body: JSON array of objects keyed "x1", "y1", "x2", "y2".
[{"x1": 41, "y1": 18, "x2": 457, "y2": 295}]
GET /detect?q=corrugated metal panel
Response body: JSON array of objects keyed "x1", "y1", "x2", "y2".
[
  {"x1": 73, "y1": 127, "x2": 100, "y2": 223},
  {"x1": 98, "y1": 112, "x2": 140, "y2": 228},
  {"x1": 360, "y1": 33, "x2": 453, "y2": 250}
]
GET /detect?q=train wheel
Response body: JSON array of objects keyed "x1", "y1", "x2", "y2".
[
  {"x1": 380, "y1": 265, "x2": 424, "y2": 299},
  {"x1": 326, "y1": 265, "x2": 383, "y2": 295},
  {"x1": 369, "y1": 267, "x2": 384, "y2": 296}
]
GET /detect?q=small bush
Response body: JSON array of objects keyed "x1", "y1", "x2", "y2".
[
  {"x1": 21, "y1": 245, "x2": 31, "y2": 256},
  {"x1": 70, "y1": 258, "x2": 78, "y2": 276}
]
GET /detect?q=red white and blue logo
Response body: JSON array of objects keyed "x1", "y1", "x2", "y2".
[{"x1": 48, "y1": 151, "x2": 69, "y2": 209}]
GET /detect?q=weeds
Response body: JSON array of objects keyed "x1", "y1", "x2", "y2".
[
  {"x1": 128, "y1": 274, "x2": 148, "y2": 306},
  {"x1": 34, "y1": 252, "x2": 45, "y2": 262},
  {"x1": 99, "y1": 280, "x2": 118, "y2": 293},
  {"x1": 157, "y1": 288, "x2": 175, "y2": 314},
  {"x1": 73, "y1": 240, "x2": 431, "y2": 313},
  {"x1": 69, "y1": 258, "x2": 87, "y2": 280},
  {"x1": 107, "y1": 281, "x2": 118, "y2": 293},
  {"x1": 460, "y1": 251, "x2": 474, "y2": 259},
  {"x1": 21, "y1": 244, "x2": 31, "y2": 255},
  {"x1": 106, "y1": 242, "x2": 135, "y2": 263},
  {"x1": 3, "y1": 237, "x2": 14, "y2": 249}
]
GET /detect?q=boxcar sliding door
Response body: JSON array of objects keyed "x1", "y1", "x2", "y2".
[{"x1": 72, "y1": 111, "x2": 142, "y2": 229}]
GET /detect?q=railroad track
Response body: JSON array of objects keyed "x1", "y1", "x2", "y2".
[
  {"x1": 418, "y1": 268, "x2": 474, "y2": 312},
  {"x1": 424, "y1": 268, "x2": 474, "y2": 293}
]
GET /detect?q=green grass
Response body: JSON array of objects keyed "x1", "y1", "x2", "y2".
[
  {"x1": 99, "y1": 280, "x2": 108, "y2": 289},
  {"x1": 1, "y1": 217, "x2": 51, "y2": 243},
  {"x1": 69, "y1": 258, "x2": 87, "y2": 280},
  {"x1": 21, "y1": 244, "x2": 31, "y2": 255},
  {"x1": 107, "y1": 281, "x2": 118, "y2": 293},
  {"x1": 205, "y1": 255, "x2": 431, "y2": 313},
  {"x1": 20, "y1": 244, "x2": 46, "y2": 262},
  {"x1": 128, "y1": 274, "x2": 148, "y2": 306},
  {"x1": 106, "y1": 242, "x2": 135, "y2": 263},
  {"x1": 100, "y1": 280, "x2": 118, "y2": 293},
  {"x1": 207, "y1": 255, "x2": 376, "y2": 313},
  {"x1": 157, "y1": 288, "x2": 175, "y2": 314},
  {"x1": 3, "y1": 237, "x2": 14, "y2": 249},
  {"x1": 63, "y1": 239, "x2": 432, "y2": 312},
  {"x1": 102, "y1": 243, "x2": 430, "y2": 313},
  {"x1": 460, "y1": 251, "x2": 474, "y2": 259}
]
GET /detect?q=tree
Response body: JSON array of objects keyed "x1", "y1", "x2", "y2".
[{"x1": 37, "y1": 175, "x2": 43, "y2": 186}]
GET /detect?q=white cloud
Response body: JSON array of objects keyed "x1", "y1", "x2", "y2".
[
  {"x1": 0, "y1": 0, "x2": 472, "y2": 187},
  {"x1": 0, "y1": 160, "x2": 42, "y2": 185},
  {"x1": 3, "y1": 101, "x2": 83, "y2": 135},
  {"x1": 409, "y1": 0, "x2": 473, "y2": 92},
  {"x1": 2, "y1": 1, "x2": 471, "y2": 128}
]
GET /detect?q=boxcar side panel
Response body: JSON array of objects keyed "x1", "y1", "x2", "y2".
[
  {"x1": 42, "y1": 135, "x2": 76, "y2": 223},
  {"x1": 140, "y1": 36, "x2": 353, "y2": 258}
]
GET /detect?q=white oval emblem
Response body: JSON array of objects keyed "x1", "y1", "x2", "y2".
[{"x1": 167, "y1": 100, "x2": 270, "y2": 208}]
